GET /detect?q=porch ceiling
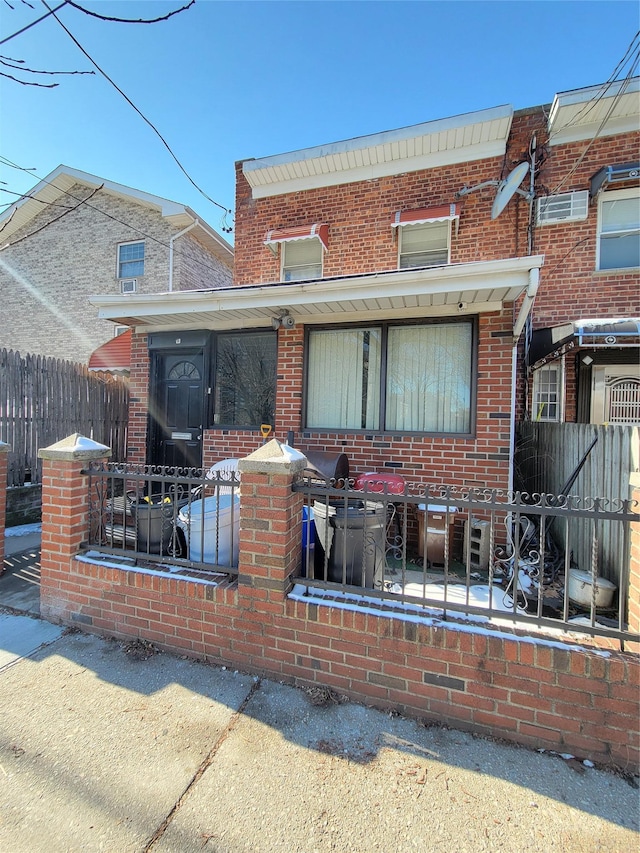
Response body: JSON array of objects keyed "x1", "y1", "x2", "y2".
[{"x1": 90, "y1": 255, "x2": 544, "y2": 333}]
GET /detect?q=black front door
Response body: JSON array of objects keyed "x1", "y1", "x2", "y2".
[{"x1": 149, "y1": 349, "x2": 206, "y2": 470}]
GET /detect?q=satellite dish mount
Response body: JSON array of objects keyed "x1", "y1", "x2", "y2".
[{"x1": 456, "y1": 161, "x2": 534, "y2": 219}]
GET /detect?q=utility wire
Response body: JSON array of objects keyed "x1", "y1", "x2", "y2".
[
  {"x1": 1, "y1": 183, "x2": 102, "y2": 247},
  {"x1": 41, "y1": 0, "x2": 233, "y2": 230},
  {"x1": 549, "y1": 64, "x2": 639, "y2": 195},
  {"x1": 0, "y1": 1, "x2": 67, "y2": 46}
]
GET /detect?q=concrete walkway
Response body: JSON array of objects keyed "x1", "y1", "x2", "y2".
[
  {"x1": 1, "y1": 524, "x2": 42, "y2": 615},
  {"x1": 0, "y1": 607, "x2": 637, "y2": 853}
]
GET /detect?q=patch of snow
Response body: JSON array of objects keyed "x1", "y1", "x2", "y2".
[
  {"x1": 280, "y1": 444, "x2": 307, "y2": 463},
  {"x1": 77, "y1": 553, "x2": 219, "y2": 586},
  {"x1": 6, "y1": 523, "x2": 42, "y2": 537},
  {"x1": 288, "y1": 583, "x2": 613, "y2": 655}
]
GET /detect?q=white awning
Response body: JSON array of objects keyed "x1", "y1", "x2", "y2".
[{"x1": 90, "y1": 255, "x2": 544, "y2": 334}]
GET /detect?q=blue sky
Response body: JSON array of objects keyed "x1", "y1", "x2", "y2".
[{"x1": 1, "y1": 0, "x2": 638, "y2": 239}]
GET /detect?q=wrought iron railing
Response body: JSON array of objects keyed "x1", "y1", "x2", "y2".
[
  {"x1": 83, "y1": 462, "x2": 241, "y2": 578},
  {"x1": 294, "y1": 476, "x2": 638, "y2": 649}
]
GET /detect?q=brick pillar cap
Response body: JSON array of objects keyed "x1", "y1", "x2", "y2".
[
  {"x1": 239, "y1": 438, "x2": 307, "y2": 475},
  {"x1": 0, "y1": 441, "x2": 9, "y2": 453},
  {"x1": 38, "y1": 433, "x2": 112, "y2": 461}
]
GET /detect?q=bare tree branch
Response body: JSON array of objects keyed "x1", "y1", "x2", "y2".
[
  {"x1": 0, "y1": 55, "x2": 94, "y2": 75},
  {"x1": 0, "y1": 69, "x2": 57, "y2": 86},
  {"x1": 65, "y1": 0, "x2": 195, "y2": 25}
]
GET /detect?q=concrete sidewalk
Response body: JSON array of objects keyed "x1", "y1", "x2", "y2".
[{"x1": 0, "y1": 611, "x2": 637, "y2": 853}]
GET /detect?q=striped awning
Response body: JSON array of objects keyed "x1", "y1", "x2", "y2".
[
  {"x1": 391, "y1": 204, "x2": 460, "y2": 227},
  {"x1": 264, "y1": 223, "x2": 329, "y2": 254}
]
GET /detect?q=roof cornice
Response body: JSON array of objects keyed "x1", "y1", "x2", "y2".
[{"x1": 242, "y1": 105, "x2": 514, "y2": 198}]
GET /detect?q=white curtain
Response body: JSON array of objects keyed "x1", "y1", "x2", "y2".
[
  {"x1": 385, "y1": 323, "x2": 472, "y2": 432},
  {"x1": 307, "y1": 328, "x2": 381, "y2": 428}
]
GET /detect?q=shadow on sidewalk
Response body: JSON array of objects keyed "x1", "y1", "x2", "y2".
[{"x1": 1, "y1": 548, "x2": 41, "y2": 615}]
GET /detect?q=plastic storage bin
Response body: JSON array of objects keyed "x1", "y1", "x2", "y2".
[
  {"x1": 178, "y1": 494, "x2": 240, "y2": 567},
  {"x1": 313, "y1": 499, "x2": 385, "y2": 588},
  {"x1": 417, "y1": 504, "x2": 457, "y2": 565}
]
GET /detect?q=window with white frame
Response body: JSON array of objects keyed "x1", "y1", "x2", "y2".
[
  {"x1": 596, "y1": 188, "x2": 640, "y2": 271},
  {"x1": 532, "y1": 364, "x2": 563, "y2": 422},
  {"x1": 117, "y1": 241, "x2": 145, "y2": 279},
  {"x1": 282, "y1": 239, "x2": 323, "y2": 282},
  {"x1": 306, "y1": 320, "x2": 474, "y2": 433},
  {"x1": 399, "y1": 221, "x2": 450, "y2": 269}
]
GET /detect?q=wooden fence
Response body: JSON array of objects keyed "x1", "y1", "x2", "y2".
[
  {"x1": 0, "y1": 348, "x2": 129, "y2": 487},
  {"x1": 516, "y1": 421, "x2": 639, "y2": 587}
]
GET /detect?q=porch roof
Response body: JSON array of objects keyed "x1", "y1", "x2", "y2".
[{"x1": 90, "y1": 255, "x2": 544, "y2": 334}]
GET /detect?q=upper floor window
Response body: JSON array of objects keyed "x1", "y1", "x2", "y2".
[
  {"x1": 118, "y1": 241, "x2": 145, "y2": 279},
  {"x1": 399, "y1": 221, "x2": 450, "y2": 268},
  {"x1": 597, "y1": 188, "x2": 639, "y2": 271},
  {"x1": 392, "y1": 205, "x2": 459, "y2": 270},
  {"x1": 282, "y1": 239, "x2": 323, "y2": 281},
  {"x1": 264, "y1": 223, "x2": 328, "y2": 282}
]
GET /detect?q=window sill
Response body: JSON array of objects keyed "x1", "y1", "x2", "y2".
[{"x1": 592, "y1": 266, "x2": 639, "y2": 276}]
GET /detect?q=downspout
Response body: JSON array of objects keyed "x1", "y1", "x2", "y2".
[
  {"x1": 509, "y1": 267, "x2": 540, "y2": 493},
  {"x1": 168, "y1": 219, "x2": 198, "y2": 292}
]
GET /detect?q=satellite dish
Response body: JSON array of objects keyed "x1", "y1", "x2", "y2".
[{"x1": 491, "y1": 162, "x2": 531, "y2": 219}]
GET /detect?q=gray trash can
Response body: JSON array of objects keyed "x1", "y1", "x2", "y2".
[
  {"x1": 313, "y1": 499, "x2": 385, "y2": 588},
  {"x1": 134, "y1": 500, "x2": 174, "y2": 555}
]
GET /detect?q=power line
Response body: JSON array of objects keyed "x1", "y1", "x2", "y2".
[
  {"x1": 41, "y1": 0, "x2": 233, "y2": 230},
  {"x1": 0, "y1": 1, "x2": 67, "y2": 47}
]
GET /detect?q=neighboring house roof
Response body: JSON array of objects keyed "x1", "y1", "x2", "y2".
[
  {"x1": 0, "y1": 165, "x2": 234, "y2": 266},
  {"x1": 88, "y1": 329, "x2": 132, "y2": 373},
  {"x1": 547, "y1": 77, "x2": 640, "y2": 145}
]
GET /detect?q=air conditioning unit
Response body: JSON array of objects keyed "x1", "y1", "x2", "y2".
[
  {"x1": 536, "y1": 191, "x2": 589, "y2": 225},
  {"x1": 120, "y1": 278, "x2": 137, "y2": 293}
]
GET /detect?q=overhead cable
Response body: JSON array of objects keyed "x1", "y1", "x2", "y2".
[{"x1": 41, "y1": 0, "x2": 233, "y2": 228}]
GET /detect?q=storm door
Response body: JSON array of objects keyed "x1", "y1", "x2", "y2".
[{"x1": 149, "y1": 348, "x2": 207, "y2": 470}]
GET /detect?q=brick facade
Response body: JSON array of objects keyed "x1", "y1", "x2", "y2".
[{"x1": 0, "y1": 179, "x2": 232, "y2": 363}]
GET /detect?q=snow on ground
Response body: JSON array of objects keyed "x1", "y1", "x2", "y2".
[{"x1": 5, "y1": 523, "x2": 42, "y2": 538}]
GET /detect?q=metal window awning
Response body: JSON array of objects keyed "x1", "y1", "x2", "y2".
[
  {"x1": 391, "y1": 204, "x2": 460, "y2": 227},
  {"x1": 529, "y1": 317, "x2": 640, "y2": 367},
  {"x1": 590, "y1": 162, "x2": 640, "y2": 199},
  {"x1": 575, "y1": 318, "x2": 640, "y2": 345},
  {"x1": 264, "y1": 223, "x2": 329, "y2": 254}
]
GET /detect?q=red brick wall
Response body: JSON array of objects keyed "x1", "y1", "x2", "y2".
[{"x1": 38, "y1": 453, "x2": 640, "y2": 772}]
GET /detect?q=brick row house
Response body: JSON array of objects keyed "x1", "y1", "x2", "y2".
[
  {"x1": 91, "y1": 78, "x2": 639, "y2": 491},
  {"x1": 0, "y1": 166, "x2": 233, "y2": 364}
]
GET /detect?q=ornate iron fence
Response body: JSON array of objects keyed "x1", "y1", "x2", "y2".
[
  {"x1": 83, "y1": 462, "x2": 240, "y2": 579},
  {"x1": 294, "y1": 476, "x2": 638, "y2": 649}
]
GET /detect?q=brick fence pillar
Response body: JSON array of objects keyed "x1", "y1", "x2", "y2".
[
  {"x1": 0, "y1": 441, "x2": 8, "y2": 564},
  {"x1": 629, "y1": 472, "x2": 640, "y2": 648},
  {"x1": 37, "y1": 434, "x2": 111, "y2": 620},
  {"x1": 237, "y1": 439, "x2": 307, "y2": 602}
]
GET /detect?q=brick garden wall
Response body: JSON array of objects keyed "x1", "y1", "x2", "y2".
[{"x1": 35, "y1": 440, "x2": 640, "y2": 773}]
